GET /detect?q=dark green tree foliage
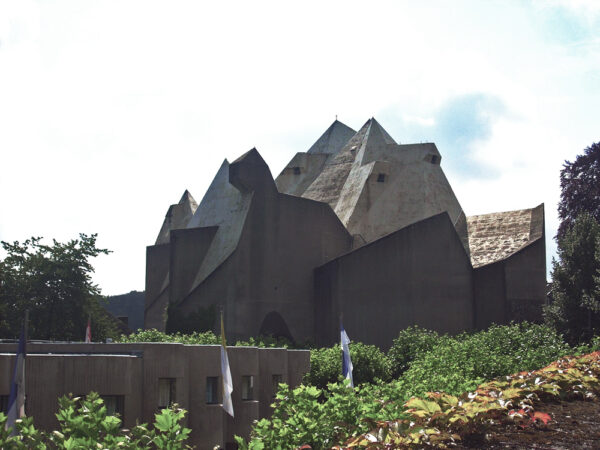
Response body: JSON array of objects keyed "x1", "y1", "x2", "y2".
[
  {"x1": 545, "y1": 213, "x2": 600, "y2": 343},
  {"x1": 0, "y1": 234, "x2": 116, "y2": 341},
  {"x1": 558, "y1": 141, "x2": 600, "y2": 239}
]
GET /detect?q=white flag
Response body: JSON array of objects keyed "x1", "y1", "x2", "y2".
[
  {"x1": 220, "y1": 313, "x2": 234, "y2": 417},
  {"x1": 340, "y1": 323, "x2": 354, "y2": 388}
]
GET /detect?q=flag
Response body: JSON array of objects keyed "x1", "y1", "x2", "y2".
[
  {"x1": 340, "y1": 322, "x2": 354, "y2": 388},
  {"x1": 5, "y1": 328, "x2": 26, "y2": 433},
  {"x1": 220, "y1": 312, "x2": 234, "y2": 417},
  {"x1": 85, "y1": 316, "x2": 92, "y2": 343}
]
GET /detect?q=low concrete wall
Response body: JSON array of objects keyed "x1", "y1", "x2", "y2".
[{"x1": 0, "y1": 342, "x2": 310, "y2": 449}]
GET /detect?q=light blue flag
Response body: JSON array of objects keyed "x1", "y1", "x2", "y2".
[
  {"x1": 340, "y1": 322, "x2": 353, "y2": 388},
  {"x1": 5, "y1": 328, "x2": 26, "y2": 433}
]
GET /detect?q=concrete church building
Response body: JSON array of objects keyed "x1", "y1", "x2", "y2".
[{"x1": 145, "y1": 118, "x2": 546, "y2": 349}]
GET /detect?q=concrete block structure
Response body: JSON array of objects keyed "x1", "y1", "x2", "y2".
[
  {"x1": 0, "y1": 342, "x2": 309, "y2": 449},
  {"x1": 145, "y1": 118, "x2": 546, "y2": 349}
]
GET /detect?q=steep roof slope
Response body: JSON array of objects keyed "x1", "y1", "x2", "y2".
[
  {"x1": 155, "y1": 190, "x2": 198, "y2": 244},
  {"x1": 467, "y1": 204, "x2": 544, "y2": 267},
  {"x1": 275, "y1": 120, "x2": 355, "y2": 197}
]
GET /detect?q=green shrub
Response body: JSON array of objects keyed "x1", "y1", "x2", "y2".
[
  {"x1": 237, "y1": 380, "x2": 410, "y2": 450},
  {"x1": 304, "y1": 342, "x2": 391, "y2": 389},
  {"x1": 235, "y1": 335, "x2": 292, "y2": 348},
  {"x1": 0, "y1": 392, "x2": 192, "y2": 449},
  {"x1": 388, "y1": 326, "x2": 444, "y2": 378},
  {"x1": 117, "y1": 328, "x2": 219, "y2": 345},
  {"x1": 402, "y1": 322, "x2": 572, "y2": 396}
]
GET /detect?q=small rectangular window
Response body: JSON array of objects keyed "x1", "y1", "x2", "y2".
[
  {"x1": 431, "y1": 155, "x2": 439, "y2": 164},
  {"x1": 100, "y1": 395, "x2": 124, "y2": 419},
  {"x1": 377, "y1": 173, "x2": 386, "y2": 182},
  {"x1": 0, "y1": 395, "x2": 8, "y2": 413},
  {"x1": 206, "y1": 376, "x2": 219, "y2": 404},
  {"x1": 271, "y1": 374, "x2": 283, "y2": 398},
  {"x1": 293, "y1": 167, "x2": 301, "y2": 175},
  {"x1": 241, "y1": 375, "x2": 254, "y2": 401},
  {"x1": 158, "y1": 378, "x2": 176, "y2": 408}
]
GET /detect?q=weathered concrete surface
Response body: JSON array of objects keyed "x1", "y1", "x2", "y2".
[
  {"x1": 467, "y1": 205, "x2": 544, "y2": 268},
  {"x1": 145, "y1": 117, "x2": 546, "y2": 348},
  {"x1": 155, "y1": 190, "x2": 198, "y2": 245},
  {"x1": 300, "y1": 119, "x2": 468, "y2": 253},
  {"x1": 472, "y1": 204, "x2": 546, "y2": 328},
  {"x1": 174, "y1": 149, "x2": 353, "y2": 343},
  {"x1": 0, "y1": 342, "x2": 310, "y2": 450},
  {"x1": 314, "y1": 213, "x2": 474, "y2": 350}
]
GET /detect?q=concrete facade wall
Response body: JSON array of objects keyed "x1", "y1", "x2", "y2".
[
  {"x1": 174, "y1": 151, "x2": 353, "y2": 344},
  {"x1": 314, "y1": 213, "x2": 475, "y2": 349},
  {"x1": 0, "y1": 343, "x2": 309, "y2": 450},
  {"x1": 145, "y1": 244, "x2": 171, "y2": 330}
]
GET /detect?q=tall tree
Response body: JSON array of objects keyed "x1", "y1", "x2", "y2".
[
  {"x1": 544, "y1": 213, "x2": 600, "y2": 344},
  {"x1": 558, "y1": 141, "x2": 600, "y2": 240},
  {"x1": 0, "y1": 234, "x2": 117, "y2": 341}
]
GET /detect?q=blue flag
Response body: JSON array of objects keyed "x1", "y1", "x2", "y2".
[
  {"x1": 5, "y1": 328, "x2": 26, "y2": 433},
  {"x1": 340, "y1": 322, "x2": 353, "y2": 387}
]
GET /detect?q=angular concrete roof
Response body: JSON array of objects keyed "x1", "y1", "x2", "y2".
[
  {"x1": 307, "y1": 119, "x2": 356, "y2": 155},
  {"x1": 186, "y1": 159, "x2": 252, "y2": 291},
  {"x1": 301, "y1": 118, "x2": 468, "y2": 250},
  {"x1": 155, "y1": 190, "x2": 198, "y2": 245},
  {"x1": 467, "y1": 204, "x2": 544, "y2": 268}
]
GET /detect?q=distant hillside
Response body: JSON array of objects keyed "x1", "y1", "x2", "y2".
[{"x1": 103, "y1": 291, "x2": 145, "y2": 333}]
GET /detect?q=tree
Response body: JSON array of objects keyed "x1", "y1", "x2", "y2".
[
  {"x1": 0, "y1": 234, "x2": 117, "y2": 341},
  {"x1": 558, "y1": 141, "x2": 600, "y2": 240},
  {"x1": 544, "y1": 214, "x2": 600, "y2": 344}
]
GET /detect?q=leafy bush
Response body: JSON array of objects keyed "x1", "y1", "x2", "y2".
[
  {"x1": 237, "y1": 380, "x2": 410, "y2": 450},
  {"x1": 304, "y1": 342, "x2": 391, "y2": 389},
  {"x1": 235, "y1": 335, "x2": 292, "y2": 348},
  {"x1": 0, "y1": 392, "x2": 192, "y2": 449},
  {"x1": 388, "y1": 326, "x2": 444, "y2": 378},
  {"x1": 402, "y1": 322, "x2": 571, "y2": 396},
  {"x1": 117, "y1": 328, "x2": 219, "y2": 345}
]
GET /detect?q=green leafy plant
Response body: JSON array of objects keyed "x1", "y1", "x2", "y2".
[{"x1": 304, "y1": 342, "x2": 391, "y2": 389}]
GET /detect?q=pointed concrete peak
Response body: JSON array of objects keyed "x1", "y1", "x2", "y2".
[
  {"x1": 232, "y1": 147, "x2": 267, "y2": 166},
  {"x1": 368, "y1": 118, "x2": 397, "y2": 145},
  {"x1": 179, "y1": 189, "x2": 197, "y2": 205},
  {"x1": 307, "y1": 119, "x2": 356, "y2": 155}
]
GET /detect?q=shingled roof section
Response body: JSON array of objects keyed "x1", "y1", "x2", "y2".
[{"x1": 466, "y1": 204, "x2": 544, "y2": 268}]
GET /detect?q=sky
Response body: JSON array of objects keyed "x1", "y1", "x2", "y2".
[{"x1": 0, "y1": 0, "x2": 599, "y2": 295}]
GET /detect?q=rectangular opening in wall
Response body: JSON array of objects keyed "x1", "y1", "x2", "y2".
[
  {"x1": 100, "y1": 395, "x2": 124, "y2": 419},
  {"x1": 158, "y1": 378, "x2": 176, "y2": 408},
  {"x1": 241, "y1": 375, "x2": 254, "y2": 400},
  {"x1": 377, "y1": 173, "x2": 386, "y2": 182},
  {"x1": 0, "y1": 395, "x2": 8, "y2": 413},
  {"x1": 293, "y1": 167, "x2": 301, "y2": 175},
  {"x1": 271, "y1": 374, "x2": 283, "y2": 398},
  {"x1": 206, "y1": 376, "x2": 219, "y2": 404}
]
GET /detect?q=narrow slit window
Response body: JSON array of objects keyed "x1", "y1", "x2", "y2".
[
  {"x1": 158, "y1": 378, "x2": 176, "y2": 408},
  {"x1": 100, "y1": 395, "x2": 124, "y2": 419},
  {"x1": 241, "y1": 375, "x2": 254, "y2": 400},
  {"x1": 377, "y1": 173, "x2": 386, "y2": 182},
  {"x1": 206, "y1": 376, "x2": 219, "y2": 404}
]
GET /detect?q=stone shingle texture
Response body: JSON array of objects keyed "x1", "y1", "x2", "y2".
[{"x1": 467, "y1": 206, "x2": 543, "y2": 268}]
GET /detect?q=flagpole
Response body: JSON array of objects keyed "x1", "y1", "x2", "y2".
[{"x1": 24, "y1": 310, "x2": 29, "y2": 344}]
